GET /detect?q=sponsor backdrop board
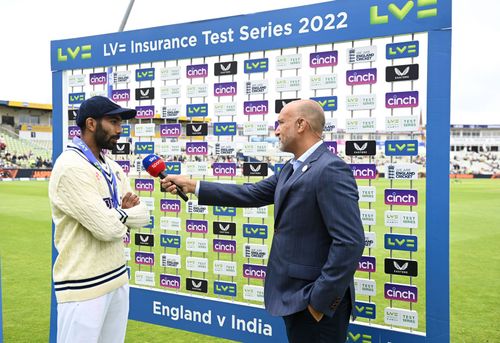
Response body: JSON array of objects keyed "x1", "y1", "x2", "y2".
[{"x1": 51, "y1": 1, "x2": 451, "y2": 342}]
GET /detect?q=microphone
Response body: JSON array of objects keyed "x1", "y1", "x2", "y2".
[{"x1": 142, "y1": 154, "x2": 189, "y2": 201}]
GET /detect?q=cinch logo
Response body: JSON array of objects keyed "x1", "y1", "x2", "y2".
[
  {"x1": 345, "y1": 141, "x2": 377, "y2": 156},
  {"x1": 89, "y1": 72, "x2": 107, "y2": 85},
  {"x1": 386, "y1": 91, "x2": 419, "y2": 108},
  {"x1": 275, "y1": 98, "x2": 300, "y2": 113},
  {"x1": 384, "y1": 233, "x2": 418, "y2": 252},
  {"x1": 135, "y1": 142, "x2": 154, "y2": 154},
  {"x1": 186, "y1": 142, "x2": 208, "y2": 155},
  {"x1": 213, "y1": 221, "x2": 237, "y2": 236},
  {"x1": 214, "y1": 82, "x2": 237, "y2": 96},
  {"x1": 134, "y1": 233, "x2": 154, "y2": 247},
  {"x1": 324, "y1": 141, "x2": 338, "y2": 154},
  {"x1": 186, "y1": 103, "x2": 208, "y2": 117},
  {"x1": 116, "y1": 160, "x2": 130, "y2": 173},
  {"x1": 354, "y1": 301, "x2": 376, "y2": 319},
  {"x1": 186, "y1": 123, "x2": 208, "y2": 136},
  {"x1": 243, "y1": 223, "x2": 268, "y2": 239},
  {"x1": 123, "y1": 231, "x2": 130, "y2": 244},
  {"x1": 213, "y1": 122, "x2": 237, "y2": 136},
  {"x1": 386, "y1": 41, "x2": 419, "y2": 59},
  {"x1": 68, "y1": 92, "x2": 85, "y2": 104},
  {"x1": 386, "y1": 64, "x2": 419, "y2": 82},
  {"x1": 212, "y1": 162, "x2": 236, "y2": 177},
  {"x1": 165, "y1": 162, "x2": 181, "y2": 175},
  {"x1": 346, "y1": 68, "x2": 377, "y2": 86},
  {"x1": 347, "y1": 330, "x2": 372, "y2": 343},
  {"x1": 186, "y1": 278, "x2": 208, "y2": 293},
  {"x1": 112, "y1": 142, "x2": 130, "y2": 155},
  {"x1": 243, "y1": 264, "x2": 267, "y2": 280},
  {"x1": 214, "y1": 281, "x2": 237, "y2": 296},
  {"x1": 385, "y1": 140, "x2": 418, "y2": 156},
  {"x1": 111, "y1": 89, "x2": 130, "y2": 102},
  {"x1": 384, "y1": 283, "x2": 418, "y2": 303},
  {"x1": 186, "y1": 219, "x2": 208, "y2": 234},
  {"x1": 213, "y1": 239, "x2": 237, "y2": 254},
  {"x1": 358, "y1": 256, "x2": 376, "y2": 272},
  {"x1": 68, "y1": 126, "x2": 81, "y2": 138},
  {"x1": 214, "y1": 61, "x2": 237, "y2": 76},
  {"x1": 135, "y1": 87, "x2": 154, "y2": 100},
  {"x1": 135, "y1": 105, "x2": 155, "y2": 119},
  {"x1": 384, "y1": 189, "x2": 418, "y2": 206},
  {"x1": 57, "y1": 44, "x2": 91, "y2": 62},
  {"x1": 160, "y1": 274, "x2": 181, "y2": 289},
  {"x1": 135, "y1": 67, "x2": 155, "y2": 81},
  {"x1": 213, "y1": 206, "x2": 236, "y2": 217},
  {"x1": 244, "y1": 100, "x2": 268, "y2": 115},
  {"x1": 160, "y1": 123, "x2": 181, "y2": 137},
  {"x1": 385, "y1": 257, "x2": 418, "y2": 276},
  {"x1": 310, "y1": 51, "x2": 338, "y2": 68},
  {"x1": 243, "y1": 162, "x2": 268, "y2": 177},
  {"x1": 310, "y1": 96, "x2": 337, "y2": 111},
  {"x1": 160, "y1": 199, "x2": 181, "y2": 213},
  {"x1": 186, "y1": 64, "x2": 208, "y2": 78},
  {"x1": 121, "y1": 124, "x2": 130, "y2": 137},
  {"x1": 160, "y1": 234, "x2": 181, "y2": 248},
  {"x1": 350, "y1": 164, "x2": 377, "y2": 179},
  {"x1": 371, "y1": 1, "x2": 438, "y2": 25},
  {"x1": 135, "y1": 252, "x2": 154, "y2": 266},
  {"x1": 134, "y1": 178, "x2": 154, "y2": 192},
  {"x1": 244, "y1": 58, "x2": 268, "y2": 73}
]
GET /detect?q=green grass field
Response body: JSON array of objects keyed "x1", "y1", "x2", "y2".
[{"x1": 0, "y1": 179, "x2": 499, "y2": 342}]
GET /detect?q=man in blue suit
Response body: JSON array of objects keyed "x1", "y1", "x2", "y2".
[{"x1": 161, "y1": 99, "x2": 365, "y2": 343}]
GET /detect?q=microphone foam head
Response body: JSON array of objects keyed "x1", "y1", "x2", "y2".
[{"x1": 142, "y1": 154, "x2": 165, "y2": 177}]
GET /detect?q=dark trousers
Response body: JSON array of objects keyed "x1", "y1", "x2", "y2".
[{"x1": 282, "y1": 290, "x2": 351, "y2": 343}]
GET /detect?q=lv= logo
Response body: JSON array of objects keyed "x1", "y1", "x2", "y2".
[{"x1": 370, "y1": 0, "x2": 438, "y2": 24}]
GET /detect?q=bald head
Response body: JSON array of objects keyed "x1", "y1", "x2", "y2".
[{"x1": 286, "y1": 99, "x2": 325, "y2": 136}]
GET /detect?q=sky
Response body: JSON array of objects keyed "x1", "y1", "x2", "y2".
[{"x1": 0, "y1": 0, "x2": 498, "y2": 125}]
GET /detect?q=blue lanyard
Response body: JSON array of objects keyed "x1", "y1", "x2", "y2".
[{"x1": 72, "y1": 137, "x2": 119, "y2": 208}]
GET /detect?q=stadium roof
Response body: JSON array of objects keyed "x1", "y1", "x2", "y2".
[{"x1": 0, "y1": 100, "x2": 52, "y2": 110}]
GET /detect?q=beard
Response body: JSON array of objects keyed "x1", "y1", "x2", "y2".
[{"x1": 95, "y1": 120, "x2": 119, "y2": 150}]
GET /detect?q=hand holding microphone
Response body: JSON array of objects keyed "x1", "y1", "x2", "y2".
[{"x1": 142, "y1": 154, "x2": 189, "y2": 201}]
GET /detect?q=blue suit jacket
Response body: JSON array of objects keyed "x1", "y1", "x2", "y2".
[{"x1": 198, "y1": 143, "x2": 365, "y2": 317}]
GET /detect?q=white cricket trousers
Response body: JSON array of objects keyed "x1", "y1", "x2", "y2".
[{"x1": 57, "y1": 283, "x2": 129, "y2": 343}]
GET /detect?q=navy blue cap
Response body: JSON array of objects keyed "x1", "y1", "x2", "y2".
[{"x1": 76, "y1": 96, "x2": 136, "y2": 127}]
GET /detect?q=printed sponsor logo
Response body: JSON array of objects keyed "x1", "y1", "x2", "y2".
[
  {"x1": 323, "y1": 141, "x2": 338, "y2": 155},
  {"x1": 243, "y1": 207, "x2": 268, "y2": 218},
  {"x1": 186, "y1": 237, "x2": 208, "y2": 253},
  {"x1": 276, "y1": 54, "x2": 302, "y2": 70},
  {"x1": 309, "y1": 73, "x2": 337, "y2": 90},
  {"x1": 243, "y1": 243, "x2": 268, "y2": 259},
  {"x1": 386, "y1": 41, "x2": 419, "y2": 59},
  {"x1": 123, "y1": 231, "x2": 130, "y2": 244},
  {"x1": 386, "y1": 64, "x2": 419, "y2": 82},
  {"x1": 135, "y1": 87, "x2": 154, "y2": 100},
  {"x1": 310, "y1": 96, "x2": 337, "y2": 111},
  {"x1": 346, "y1": 68, "x2": 377, "y2": 85},
  {"x1": 68, "y1": 92, "x2": 85, "y2": 104},
  {"x1": 116, "y1": 160, "x2": 130, "y2": 174},
  {"x1": 161, "y1": 105, "x2": 181, "y2": 119},
  {"x1": 350, "y1": 164, "x2": 377, "y2": 179},
  {"x1": 385, "y1": 140, "x2": 418, "y2": 156},
  {"x1": 160, "y1": 274, "x2": 181, "y2": 289},
  {"x1": 160, "y1": 85, "x2": 182, "y2": 98},
  {"x1": 135, "y1": 251, "x2": 154, "y2": 266},
  {"x1": 186, "y1": 64, "x2": 208, "y2": 78},
  {"x1": 186, "y1": 123, "x2": 208, "y2": 136},
  {"x1": 186, "y1": 142, "x2": 208, "y2": 155},
  {"x1": 275, "y1": 76, "x2": 301, "y2": 92},
  {"x1": 135, "y1": 142, "x2": 154, "y2": 154},
  {"x1": 243, "y1": 162, "x2": 268, "y2": 177},
  {"x1": 213, "y1": 102, "x2": 236, "y2": 116},
  {"x1": 215, "y1": 142, "x2": 236, "y2": 156},
  {"x1": 213, "y1": 260, "x2": 238, "y2": 277},
  {"x1": 121, "y1": 124, "x2": 130, "y2": 137},
  {"x1": 243, "y1": 285, "x2": 264, "y2": 302},
  {"x1": 135, "y1": 105, "x2": 155, "y2": 119},
  {"x1": 212, "y1": 162, "x2": 237, "y2": 177},
  {"x1": 364, "y1": 231, "x2": 376, "y2": 248},
  {"x1": 354, "y1": 301, "x2": 376, "y2": 320},
  {"x1": 245, "y1": 80, "x2": 268, "y2": 95},
  {"x1": 275, "y1": 98, "x2": 300, "y2": 113},
  {"x1": 134, "y1": 178, "x2": 154, "y2": 192},
  {"x1": 358, "y1": 256, "x2": 376, "y2": 272},
  {"x1": 160, "y1": 253, "x2": 181, "y2": 269},
  {"x1": 213, "y1": 122, "x2": 237, "y2": 136},
  {"x1": 384, "y1": 283, "x2": 418, "y2": 303},
  {"x1": 324, "y1": 118, "x2": 338, "y2": 132},
  {"x1": 385, "y1": 258, "x2": 418, "y2": 277},
  {"x1": 160, "y1": 234, "x2": 181, "y2": 249},
  {"x1": 68, "y1": 74, "x2": 85, "y2": 87},
  {"x1": 346, "y1": 140, "x2": 376, "y2": 156},
  {"x1": 111, "y1": 71, "x2": 131, "y2": 83},
  {"x1": 112, "y1": 142, "x2": 130, "y2": 155},
  {"x1": 160, "y1": 123, "x2": 181, "y2": 137},
  {"x1": 244, "y1": 58, "x2": 268, "y2": 73},
  {"x1": 347, "y1": 45, "x2": 377, "y2": 64},
  {"x1": 354, "y1": 278, "x2": 376, "y2": 296},
  {"x1": 185, "y1": 162, "x2": 208, "y2": 176},
  {"x1": 124, "y1": 248, "x2": 130, "y2": 261},
  {"x1": 186, "y1": 257, "x2": 209, "y2": 273},
  {"x1": 358, "y1": 186, "x2": 376, "y2": 203},
  {"x1": 309, "y1": 51, "x2": 338, "y2": 68},
  {"x1": 111, "y1": 89, "x2": 130, "y2": 102},
  {"x1": 243, "y1": 264, "x2": 267, "y2": 280},
  {"x1": 164, "y1": 162, "x2": 181, "y2": 175},
  {"x1": 386, "y1": 91, "x2": 419, "y2": 108},
  {"x1": 384, "y1": 233, "x2": 418, "y2": 252},
  {"x1": 384, "y1": 189, "x2": 418, "y2": 206},
  {"x1": 214, "y1": 281, "x2": 237, "y2": 296},
  {"x1": 242, "y1": 121, "x2": 268, "y2": 136},
  {"x1": 360, "y1": 209, "x2": 376, "y2": 226},
  {"x1": 160, "y1": 66, "x2": 181, "y2": 80},
  {"x1": 214, "y1": 82, "x2": 237, "y2": 96},
  {"x1": 160, "y1": 199, "x2": 181, "y2": 213},
  {"x1": 385, "y1": 115, "x2": 419, "y2": 132},
  {"x1": 186, "y1": 200, "x2": 208, "y2": 215},
  {"x1": 89, "y1": 72, "x2": 107, "y2": 85},
  {"x1": 186, "y1": 103, "x2": 208, "y2": 117},
  {"x1": 242, "y1": 223, "x2": 268, "y2": 239},
  {"x1": 346, "y1": 117, "x2": 377, "y2": 133},
  {"x1": 135, "y1": 271, "x2": 155, "y2": 286},
  {"x1": 57, "y1": 44, "x2": 92, "y2": 62},
  {"x1": 68, "y1": 109, "x2": 78, "y2": 121},
  {"x1": 244, "y1": 100, "x2": 268, "y2": 115},
  {"x1": 384, "y1": 210, "x2": 418, "y2": 228},
  {"x1": 134, "y1": 233, "x2": 154, "y2": 247},
  {"x1": 213, "y1": 206, "x2": 236, "y2": 217},
  {"x1": 68, "y1": 126, "x2": 81, "y2": 138},
  {"x1": 213, "y1": 221, "x2": 237, "y2": 236},
  {"x1": 213, "y1": 239, "x2": 237, "y2": 254},
  {"x1": 214, "y1": 61, "x2": 237, "y2": 76},
  {"x1": 160, "y1": 217, "x2": 181, "y2": 231},
  {"x1": 385, "y1": 163, "x2": 419, "y2": 180},
  {"x1": 89, "y1": 90, "x2": 107, "y2": 98},
  {"x1": 157, "y1": 142, "x2": 181, "y2": 156},
  {"x1": 242, "y1": 142, "x2": 268, "y2": 156},
  {"x1": 186, "y1": 84, "x2": 208, "y2": 98},
  {"x1": 135, "y1": 67, "x2": 155, "y2": 81},
  {"x1": 346, "y1": 94, "x2": 376, "y2": 111},
  {"x1": 186, "y1": 278, "x2": 208, "y2": 293},
  {"x1": 371, "y1": 1, "x2": 437, "y2": 25},
  {"x1": 134, "y1": 123, "x2": 155, "y2": 137},
  {"x1": 186, "y1": 219, "x2": 209, "y2": 234},
  {"x1": 384, "y1": 307, "x2": 418, "y2": 329}
]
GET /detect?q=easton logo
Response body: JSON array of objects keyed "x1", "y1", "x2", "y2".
[
  {"x1": 243, "y1": 162, "x2": 268, "y2": 176},
  {"x1": 214, "y1": 61, "x2": 237, "y2": 76}
]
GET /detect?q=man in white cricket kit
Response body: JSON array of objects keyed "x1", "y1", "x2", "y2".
[{"x1": 49, "y1": 96, "x2": 150, "y2": 342}]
